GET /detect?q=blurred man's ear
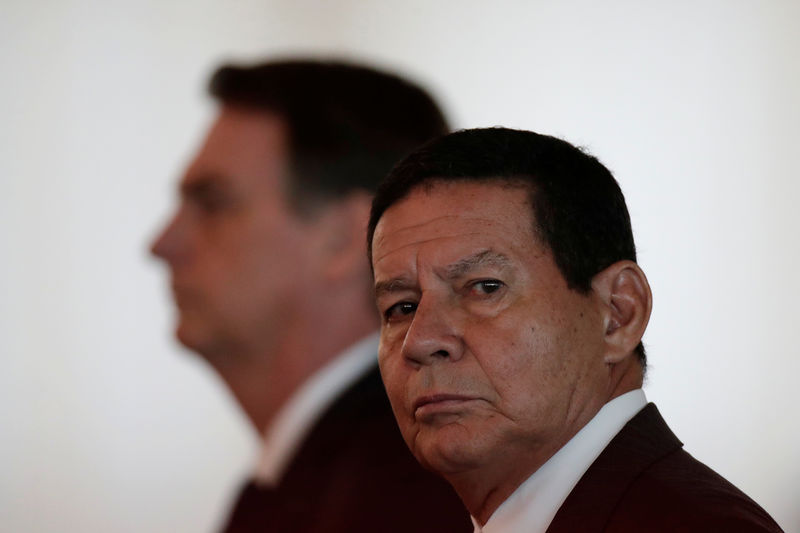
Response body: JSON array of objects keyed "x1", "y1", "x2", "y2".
[
  {"x1": 591, "y1": 260, "x2": 652, "y2": 365},
  {"x1": 312, "y1": 191, "x2": 374, "y2": 283}
]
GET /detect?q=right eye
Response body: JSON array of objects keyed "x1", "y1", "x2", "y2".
[
  {"x1": 384, "y1": 301, "x2": 417, "y2": 322},
  {"x1": 193, "y1": 193, "x2": 231, "y2": 216}
]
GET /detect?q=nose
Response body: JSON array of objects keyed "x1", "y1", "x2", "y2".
[
  {"x1": 150, "y1": 210, "x2": 186, "y2": 265},
  {"x1": 400, "y1": 295, "x2": 464, "y2": 366}
]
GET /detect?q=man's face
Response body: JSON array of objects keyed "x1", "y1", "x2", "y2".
[
  {"x1": 151, "y1": 106, "x2": 321, "y2": 360},
  {"x1": 372, "y1": 181, "x2": 610, "y2": 477}
]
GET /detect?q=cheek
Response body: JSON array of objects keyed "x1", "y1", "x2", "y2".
[
  {"x1": 466, "y1": 310, "x2": 571, "y2": 400},
  {"x1": 378, "y1": 348, "x2": 404, "y2": 406},
  {"x1": 378, "y1": 363, "x2": 417, "y2": 447},
  {"x1": 465, "y1": 307, "x2": 541, "y2": 361},
  {"x1": 378, "y1": 325, "x2": 409, "y2": 365}
]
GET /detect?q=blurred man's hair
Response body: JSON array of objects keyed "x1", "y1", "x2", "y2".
[
  {"x1": 210, "y1": 60, "x2": 449, "y2": 214},
  {"x1": 367, "y1": 127, "x2": 646, "y2": 367}
]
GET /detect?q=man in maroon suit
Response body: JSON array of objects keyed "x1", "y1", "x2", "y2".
[{"x1": 368, "y1": 127, "x2": 783, "y2": 532}]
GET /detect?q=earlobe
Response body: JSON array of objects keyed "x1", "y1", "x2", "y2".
[{"x1": 592, "y1": 261, "x2": 652, "y2": 365}]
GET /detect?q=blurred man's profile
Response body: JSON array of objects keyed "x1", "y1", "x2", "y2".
[
  {"x1": 151, "y1": 60, "x2": 470, "y2": 533},
  {"x1": 368, "y1": 127, "x2": 784, "y2": 533}
]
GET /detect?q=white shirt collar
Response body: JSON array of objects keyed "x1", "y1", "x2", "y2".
[
  {"x1": 473, "y1": 389, "x2": 648, "y2": 533},
  {"x1": 252, "y1": 332, "x2": 380, "y2": 486}
]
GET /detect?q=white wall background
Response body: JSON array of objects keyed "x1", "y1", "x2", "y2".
[{"x1": 2, "y1": 1, "x2": 798, "y2": 531}]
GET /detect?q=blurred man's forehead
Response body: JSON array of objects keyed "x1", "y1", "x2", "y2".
[
  {"x1": 196, "y1": 106, "x2": 288, "y2": 162},
  {"x1": 178, "y1": 107, "x2": 291, "y2": 192}
]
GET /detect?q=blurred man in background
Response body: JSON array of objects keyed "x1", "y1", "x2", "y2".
[{"x1": 151, "y1": 60, "x2": 470, "y2": 533}]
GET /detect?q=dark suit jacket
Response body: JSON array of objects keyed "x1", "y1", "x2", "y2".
[
  {"x1": 547, "y1": 403, "x2": 783, "y2": 532},
  {"x1": 222, "y1": 365, "x2": 471, "y2": 533}
]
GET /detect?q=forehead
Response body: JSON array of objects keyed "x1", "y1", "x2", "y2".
[
  {"x1": 372, "y1": 181, "x2": 541, "y2": 270},
  {"x1": 181, "y1": 105, "x2": 289, "y2": 188}
]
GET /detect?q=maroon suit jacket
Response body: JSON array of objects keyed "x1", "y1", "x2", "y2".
[
  {"x1": 547, "y1": 403, "x2": 783, "y2": 532},
  {"x1": 221, "y1": 365, "x2": 471, "y2": 533}
]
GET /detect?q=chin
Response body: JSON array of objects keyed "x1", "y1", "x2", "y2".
[
  {"x1": 414, "y1": 427, "x2": 484, "y2": 476},
  {"x1": 174, "y1": 319, "x2": 213, "y2": 356}
]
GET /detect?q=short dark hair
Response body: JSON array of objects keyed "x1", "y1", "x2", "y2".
[
  {"x1": 367, "y1": 127, "x2": 646, "y2": 366},
  {"x1": 209, "y1": 59, "x2": 449, "y2": 213}
]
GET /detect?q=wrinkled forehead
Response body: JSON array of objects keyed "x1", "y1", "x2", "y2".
[
  {"x1": 371, "y1": 182, "x2": 539, "y2": 269},
  {"x1": 373, "y1": 218, "x2": 501, "y2": 265}
]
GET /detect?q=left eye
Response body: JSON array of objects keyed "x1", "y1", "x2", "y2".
[{"x1": 470, "y1": 279, "x2": 504, "y2": 295}]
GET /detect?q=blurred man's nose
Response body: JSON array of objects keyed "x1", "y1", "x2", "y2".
[
  {"x1": 150, "y1": 211, "x2": 185, "y2": 265},
  {"x1": 400, "y1": 295, "x2": 465, "y2": 366}
]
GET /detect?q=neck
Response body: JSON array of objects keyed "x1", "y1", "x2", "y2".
[
  {"x1": 211, "y1": 337, "x2": 312, "y2": 434},
  {"x1": 445, "y1": 432, "x2": 579, "y2": 525},
  {"x1": 208, "y1": 292, "x2": 379, "y2": 435}
]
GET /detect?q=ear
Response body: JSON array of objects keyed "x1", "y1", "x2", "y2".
[
  {"x1": 309, "y1": 191, "x2": 373, "y2": 283},
  {"x1": 591, "y1": 260, "x2": 652, "y2": 365}
]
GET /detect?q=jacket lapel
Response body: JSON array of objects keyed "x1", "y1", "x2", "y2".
[{"x1": 546, "y1": 403, "x2": 682, "y2": 532}]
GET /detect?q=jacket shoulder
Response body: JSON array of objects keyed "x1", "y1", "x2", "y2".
[
  {"x1": 605, "y1": 447, "x2": 783, "y2": 532},
  {"x1": 547, "y1": 403, "x2": 783, "y2": 533}
]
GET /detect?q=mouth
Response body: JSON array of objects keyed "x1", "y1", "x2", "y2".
[
  {"x1": 413, "y1": 394, "x2": 478, "y2": 416},
  {"x1": 170, "y1": 284, "x2": 198, "y2": 310},
  {"x1": 170, "y1": 284, "x2": 186, "y2": 303}
]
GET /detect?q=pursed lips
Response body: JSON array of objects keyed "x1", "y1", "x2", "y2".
[{"x1": 412, "y1": 394, "x2": 479, "y2": 417}]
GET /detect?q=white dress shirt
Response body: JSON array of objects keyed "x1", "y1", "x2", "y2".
[
  {"x1": 252, "y1": 332, "x2": 379, "y2": 487},
  {"x1": 473, "y1": 389, "x2": 648, "y2": 533}
]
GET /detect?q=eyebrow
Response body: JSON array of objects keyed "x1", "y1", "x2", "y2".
[
  {"x1": 443, "y1": 249, "x2": 511, "y2": 279},
  {"x1": 374, "y1": 278, "x2": 416, "y2": 300},
  {"x1": 373, "y1": 250, "x2": 511, "y2": 299},
  {"x1": 180, "y1": 173, "x2": 228, "y2": 198}
]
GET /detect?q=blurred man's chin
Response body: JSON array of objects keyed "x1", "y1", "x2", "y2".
[
  {"x1": 174, "y1": 319, "x2": 213, "y2": 356},
  {"x1": 174, "y1": 318, "x2": 240, "y2": 368},
  {"x1": 175, "y1": 324, "x2": 200, "y2": 352}
]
